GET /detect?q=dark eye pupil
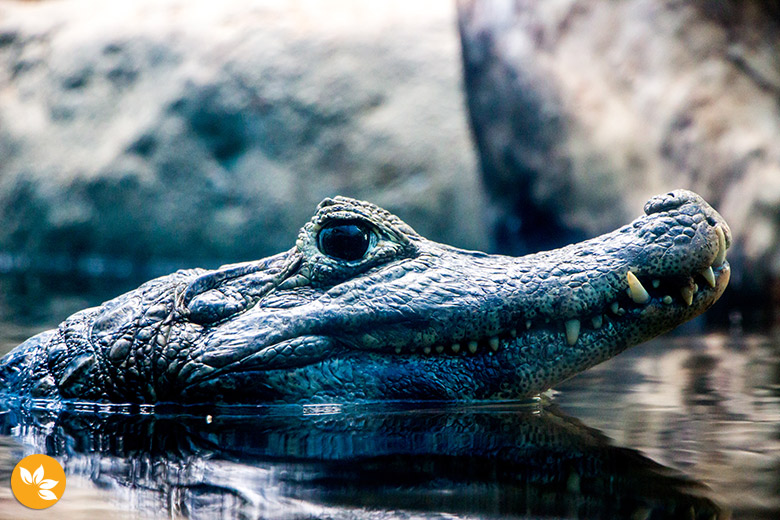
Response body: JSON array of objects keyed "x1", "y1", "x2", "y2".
[{"x1": 318, "y1": 221, "x2": 371, "y2": 261}]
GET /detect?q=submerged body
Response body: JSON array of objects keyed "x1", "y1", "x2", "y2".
[{"x1": 0, "y1": 190, "x2": 730, "y2": 403}]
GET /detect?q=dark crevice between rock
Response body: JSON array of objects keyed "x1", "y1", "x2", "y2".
[{"x1": 457, "y1": 4, "x2": 588, "y2": 256}]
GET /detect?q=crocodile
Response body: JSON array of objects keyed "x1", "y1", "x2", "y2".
[{"x1": 0, "y1": 189, "x2": 730, "y2": 403}]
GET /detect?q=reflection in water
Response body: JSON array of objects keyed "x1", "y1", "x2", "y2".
[
  {"x1": 556, "y1": 333, "x2": 780, "y2": 519},
  {"x1": 0, "y1": 274, "x2": 778, "y2": 519},
  {"x1": 0, "y1": 400, "x2": 725, "y2": 519}
]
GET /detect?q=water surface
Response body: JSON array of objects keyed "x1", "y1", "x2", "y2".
[{"x1": 0, "y1": 274, "x2": 777, "y2": 519}]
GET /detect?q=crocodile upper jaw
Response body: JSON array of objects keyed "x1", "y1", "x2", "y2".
[{"x1": 177, "y1": 190, "x2": 731, "y2": 402}]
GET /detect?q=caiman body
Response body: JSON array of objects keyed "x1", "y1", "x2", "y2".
[{"x1": 0, "y1": 190, "x2": 730, "y2": 403}]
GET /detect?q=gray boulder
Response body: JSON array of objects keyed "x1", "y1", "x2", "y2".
[
  {"x1": 459, "y1": 0, "x2": 780, "y2": 304},
  {"x1": 0, "y1": 0, "x2": 484, "y2": 274}
]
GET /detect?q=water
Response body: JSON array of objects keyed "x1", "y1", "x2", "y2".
[{"x1": 0, "y1": 274, "x2": 777, "y2": 519}]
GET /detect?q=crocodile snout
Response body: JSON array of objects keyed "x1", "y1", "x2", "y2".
[
  {"x1": 0, "y1": 189, "x2": 733, "y2": 403},
  {"x1": 644, "y1": 189, "x2": 702, "y2": 215},
  {"x1": 643, "y1": 188, "x2": 732, "y2": 258}
]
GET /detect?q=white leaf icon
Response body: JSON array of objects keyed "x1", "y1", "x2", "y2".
[
  {"x1": 32, "y1": 465, "x2": 44, "y2": 485},
  {"x1": 19, "y1": 466, "x2": 33, "y2": 485},
  {"x1": 39, "y1": 479, "x2": 58, "y2": 490},
  {"x1": 38, "y1": 489, "x2": 58, "y2": 501}
]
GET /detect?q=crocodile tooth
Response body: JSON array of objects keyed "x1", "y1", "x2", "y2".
[
  {"x1": 700, "y1": 266, "x2": 716, "y2": 288},
  {"x1": 423, "y1": 346, "x2": 432, "y2": 355},
  {"x1": 591, "y1": 315, "x2": 603, "y2": 329},
  {"x1": 489, "y1": 337, "x2": 500, "y2": 352},
  {"x1": 525, "y1": 320, "x2": 532, "y2": 330},
  {"x1": 626, "y1": 272, "x2": 650, "y2": 304},
  {"x1": 510, "y1": 329, "x2": 517, "y2": 337},
  {"x1": 565, "y1": 319, "x2": 581, "y2": 346},
  {"x1": 451, "y1": 343, "x2": 461, "y2": 354},
  {"x1": 652, "y1": 279, "x2": 660, "y2": 289},
  {"x1": 610, "y1": 302, "x2": 620, "y2": 314},
  {"x1": 468, "y1": 341, "x2": 478, "y2": 354},
  {"x1": 662, "y1": 295, "x2": 673, "y2": 305},
  {"x1": 680, "y1": 286, "x2": 694, "y2": 306},
  {"x1": 435, "y1": 345, "x2": 445, "y2": 354},
  {"x1": 395, "y1": 347, "x2": 402, "y2": 354},
  {"x1": 713, "y1": 226, "x2": 727, "y2": 267}
]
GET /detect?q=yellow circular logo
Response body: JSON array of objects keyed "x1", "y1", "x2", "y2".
[{"x1": 11, "y1": 454, "x2": 66, "y2": 509}]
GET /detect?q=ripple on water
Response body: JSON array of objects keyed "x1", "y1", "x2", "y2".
[{"x1": 0, "y1": 275, "x2": 776, "y2": 519}]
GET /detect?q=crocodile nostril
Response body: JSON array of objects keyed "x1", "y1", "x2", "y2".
[
  {"x1": 706, "y1": 216, "x2": 717, "y2": 226},
  {"x1": 643, "y1": 189, "x2": 701, "y2": 216}
]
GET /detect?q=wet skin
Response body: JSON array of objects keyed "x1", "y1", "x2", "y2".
[{"x1": 0, "y1": 190, "x2": 731, "y2": 403}]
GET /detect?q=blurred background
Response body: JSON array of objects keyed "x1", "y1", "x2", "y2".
[
  {"x1": 0, "y1": 2, "x2": 778, "y2": 519},
  {"x1": 0, "y1": 0, "x2": 778, "y2": 328}
]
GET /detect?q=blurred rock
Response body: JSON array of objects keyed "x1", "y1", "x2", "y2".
[
  {"x1": 0, "y1": 0, "x2": 483, "y2": 271},
  {"x1": 459, "y1": 0, "x2": 780, "y2": 305}
]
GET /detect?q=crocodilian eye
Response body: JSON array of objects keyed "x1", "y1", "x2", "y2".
[{"x1": 317, "y1": 220, "x2": 373, "y2": 261}]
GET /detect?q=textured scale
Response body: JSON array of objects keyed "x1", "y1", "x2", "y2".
[{"x1": 0, "y1": 190, "x2": 731, "y2": 404}]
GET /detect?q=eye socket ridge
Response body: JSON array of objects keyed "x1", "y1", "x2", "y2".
[{"x1": 317, "y1": 218, "x2": 376, "y2": 262}]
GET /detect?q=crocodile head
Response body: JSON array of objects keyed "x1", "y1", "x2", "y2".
[{"x1": 1, "y1": 190, "x2": 730, "y2": 403}]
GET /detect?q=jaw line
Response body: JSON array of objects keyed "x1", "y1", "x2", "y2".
[
  {"x1": 182, "y1": 335, "x2": 339, "y2": 388},
  {"x1": 338, "y1": 259, "x2": 731, "y2": 361},
  {"x1": 175, "y1": 263, "x2": 730, "y2": 403},
  {"x1": 180, "y1": 256, "x2": 730, "y2": 396}
]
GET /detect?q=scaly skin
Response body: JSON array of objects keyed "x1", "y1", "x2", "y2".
[{"x1": 0, "y1": 190, "x2": 731, "y2": 403}]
